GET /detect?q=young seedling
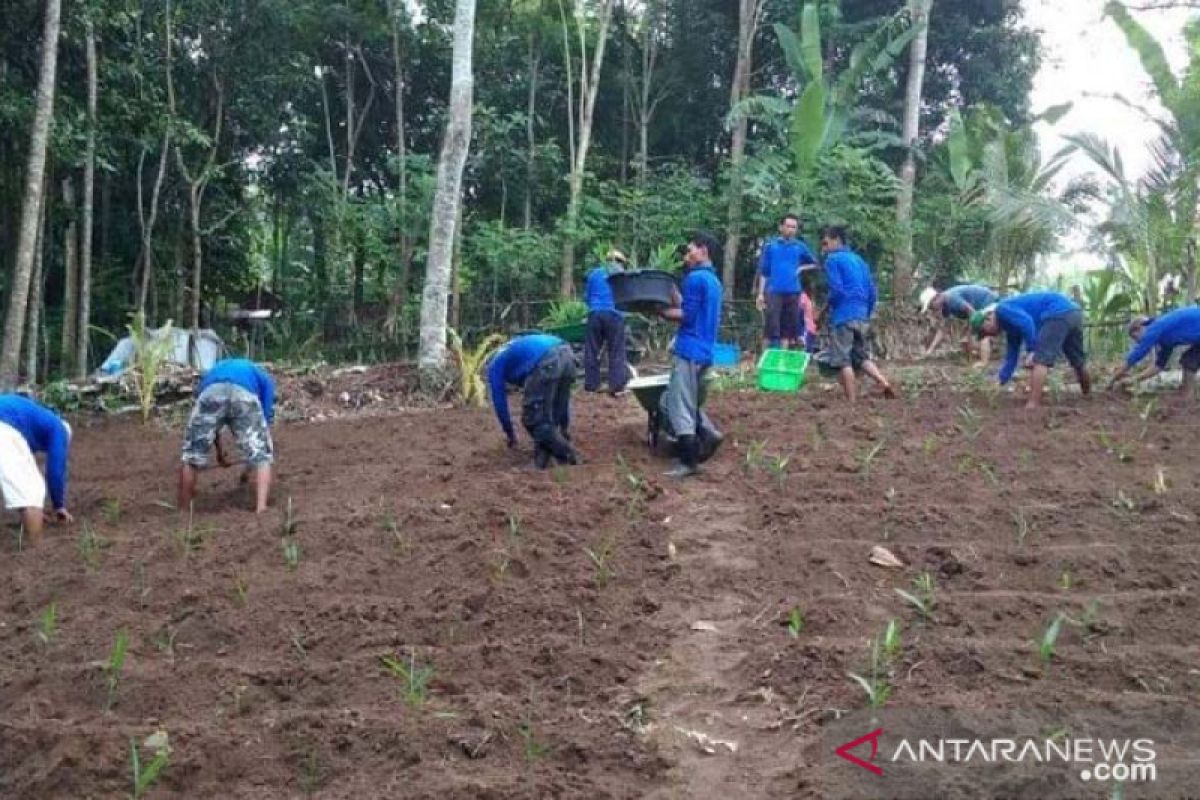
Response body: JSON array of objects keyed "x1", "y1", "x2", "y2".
[
  {"x1": 921, "y1": 435, "x2": 938, "y2": 456},
  {"x1": 101, "y1": 498, "x2": 122, "y2": 525},
  {"x1": 281, "y1": 537, "x2": 301, "y2": 571},
  {"x1": 77, "y1": 522, "x2": 106, "y2": 570},
  {"x1": 955, "y1": 403, "x2": 982, "y2": 440},
  {"x1": 379, "y1": 650, "x2": 434, "y2": 706},
  {"x1": 35, "y1": 603, "x2": 57, "y2": 646},
  {"x1": 848, "y1": 621, "x2": 900, "y2": 709},
  {"x1": 280, "y1": 497, "x2": 298, "y2": 536},
  {"x1": 299, "y1": 748, "x2": 322, "y2": 795},
  {"x1": 130, "y1": 731, "x2": 171, "y2": 799},
  {"x1": 858, "y1": 441, "x2": 886, "y2": 480},
  {"x1": 1057, "y1": 569, "x2": 1073, "y2": 591},
  {"x1": 786, "y1": 606, "x2": 805, "y2": 639},
  {"x1": 232, "y1": 575, "x2": 249, "y2": 607},
  {"x1": 173, "y1": 505, "x2": 210, "y2": 557},
  {"x1": 1096, "y1": 430, "x2": 1133, "y2": 463},
  {"x1": 1153, "y1": 466, "x2": 1169, "y2": 495},
  {"x1": 507, "y1": 512, "x2": 523, "y2": 539},
  {"x1": 584, "y1": 537, "x2": 616, "y2": 588},
  {"x1": 765, "y1": 453, "x2": 790, "y2": 488},
  {"x1": 743, "y1": 439, "x2": 767, "y2": 473},
  {"x1": 895, "y1": 572, "x2": 937, "y2": 621},
  {"x1": 977, "y1": 460, "x2": 999, "y2": 487},
  {"x1": 378, "y1": 509, "x2": 411, "y2": 556},
  {"x1": 154, "y1": 626, "x2": 178, "y2": 661},
  {"x1": 132, "y1": 561, "x2": 151, "y2": 608},
  {"x1": 105, "y1": 629, "x2": 130, "y2": 711},
  {"x1": 1138, "y1": 398, "x2": 1157, "y2": 440},
  {"x1": 519, "y1": 717, "x2": 550, "y2": 761},
  {"x1": 1011, "y1": 508, "x2": 1030, "y2": 547},
  {"x1": 1038, "y1": 613, "x2": 1065, "y2": 668}
]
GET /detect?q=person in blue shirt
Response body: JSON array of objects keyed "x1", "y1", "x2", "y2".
[
  {"x1": 178, "y1": 358, "x2": 276, "y2": 513},
  {"x1": 819, "y1": 226, "x2": 896, "y2": 403},
  {"x1": 755, "y1": 214, "x2": 817, "y2": 350},
  {"x1": 582, "y1": 249, "x2": 629, "y2": 395},
  {"x1": 487, "y1": 334, "x2": 579, "y2": 469},
  {"x1": 921, "y1": 283, "x2": 999, "y2": 366},
  {"x1": 657, "y1": 230, "x2": 725, "y2": 478},
  {"x1": 1109, "y1": 307, "x2": 1200, "y2": 396},
  {"x1": 0, "y1": 395, "x2": 73, "y2": 545},
  {"x1": 970, "y1": 290, "x2": 1092, "y2": 409}
]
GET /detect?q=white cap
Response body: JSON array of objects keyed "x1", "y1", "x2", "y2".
[{"x1": 919, "y1": 287, "x2": 938, "y2": 314}]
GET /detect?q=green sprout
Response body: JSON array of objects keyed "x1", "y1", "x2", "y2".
[{"x1": 380, "y1": 650, "x2": 434, "y2": 706}]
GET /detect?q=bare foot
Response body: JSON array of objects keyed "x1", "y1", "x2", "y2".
[{"x1": 881, "y1": 385, "x2": 898, "y2": 399}]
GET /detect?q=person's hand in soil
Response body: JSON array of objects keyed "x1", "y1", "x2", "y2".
[
  {"x1": 506, "y1": 433, "x2": 517, "y2": 449},
  {"x1": 54, "y1": 508, "x2": 74, "y2": 525}
]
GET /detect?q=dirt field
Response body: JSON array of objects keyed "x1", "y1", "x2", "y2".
[{"x1": 1, "y1": 364, "x2": 1197, "y2": 798}]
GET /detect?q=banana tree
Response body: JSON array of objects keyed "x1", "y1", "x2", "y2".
[
  {"x1": 773, "y1": 3, "x2": 917, "y2": 187},
  {"x1": 945, "y1": 106, "x2": 1078, "y2": 291},
  {"x1": 1104, "y1": 1, "x2": 1200, "y2": 301}
]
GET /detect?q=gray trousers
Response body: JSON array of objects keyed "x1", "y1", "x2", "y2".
[{"x1": 660, "y1": 356, "x2": 718, "y2": 441}]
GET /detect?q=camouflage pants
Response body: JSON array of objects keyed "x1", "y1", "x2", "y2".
[{"x1": 181, "y1": 383, "x2": 274, "y2": 467}]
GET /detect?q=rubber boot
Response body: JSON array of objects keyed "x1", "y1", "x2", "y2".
[{"x1": 665, "y1": 435, "x2": 699, "y2": 479}]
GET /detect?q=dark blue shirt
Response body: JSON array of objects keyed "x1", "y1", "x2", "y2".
[
  {"x1": 0, "y1": 394, "x2": 70, "y2": 510},
  {"x1": 199, "y1": 359, "x2": 276, "y2": 424},
  {"x1": 995, "y1": 292, "x2": 1080, "y2": 384},
  {"x1": 824, "y1": 247, "x2": 877, "y2": 326},
  {"x1": 942, "y1": 284, "x2": 998, "y2": 319},
  {"x1": 759, "y1": 237, "x2": 816, "y2": 295},
  {"x1": 1126, "y1": 307, "x2": 1200, "y2": 368},
  {"x1": 673, "y1": 264, "x2": 722, "y2": 365},
  {"x1": 584, "y1": 264, "x2": 623, "y2": 316},
  {"x1": 487, "y1": 334, "x2": 563, "y2": 441}
]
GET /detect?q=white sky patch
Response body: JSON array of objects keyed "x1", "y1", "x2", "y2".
[{"x1": 1022, "y1": 0, "x2": 1192, "y2": 275}]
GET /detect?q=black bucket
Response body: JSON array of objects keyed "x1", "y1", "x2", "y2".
[{"x1": 608, "y1": 270, "x2": 678, "y2": 314}]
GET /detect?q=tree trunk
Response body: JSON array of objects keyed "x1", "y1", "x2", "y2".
[
  {"x1": 77, "y1": 17, "x2": 98, "y2": 377},
  {"x1": 0, "y1": 0, "x2": 62, "y2": 389},
  {"x1": 418, "y1": 0, "x2": 476, "y2": 375},
  {"x1": 451, "y1": 203, "x2": 463, "y2": 331},
  {"x1": 558, "y1": 0, "x2": 615, "y2": 297},
  {"x1": 721, "y1": 0, "x2": 764, "y2": 302},
  {"x1": 137, "y1": 133, "x2": 170, "y2": 313},
  {"x1": 60, "y1": 177, "x2": 78, "y2": 375},
  {"x1": 25, "y1": 183, "x2": 48, "y2": 384},
  {"x1": 524, "y1": 36, "x2": 539, "y2": 231},
  {"x1": 892, "y1": 0, "x2": 933, "y2": 302},
  {"x1": 386, "y1": 3, "x2": 412, "y2": 337}
]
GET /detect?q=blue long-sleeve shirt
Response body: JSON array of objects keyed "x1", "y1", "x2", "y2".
[
  {"x1": 995, "y1": 292, "x2": 1081, "y2": 384},
  {"x1": 942, "y1": 284, "x2": 998, "y2": 319},
  {"x1": 0, "y1": 394, "x2": 70, "y2": 510},
  {"x1": 487, "y1": 334, "x2": 563, "y2": 441},
  {"x1": 1126, "y1": 307, "x2": 1200, "y2": 368},
  {"x1": 673, "y1": 264, "x2": 722, "y2": 365},
  {"x1": 759, "y1": 237, "x2": 816, "y2": 294},
  {"x1": 199, "y1": 359, "x2": 276, "y2": 423},
  {"x1": 584, "y1": 264, "x2": 623, "y2": 316},
  {"x1": 824, "y1": 247, "x2": 877, "y2": 326}
]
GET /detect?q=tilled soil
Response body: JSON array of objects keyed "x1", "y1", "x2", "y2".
[{"x1": 0, "y1": 368, "x2": 1197, "y2": 798}]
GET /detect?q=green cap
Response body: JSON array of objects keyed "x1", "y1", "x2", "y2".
[{"x1": 968, "y1": 309, "x2": 986, "y2": 333}]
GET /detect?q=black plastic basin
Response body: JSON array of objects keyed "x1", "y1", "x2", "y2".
[{"x1": 608, "y1": 270, "x2": 678, "y2": 314}]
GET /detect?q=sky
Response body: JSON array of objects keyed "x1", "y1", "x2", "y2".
[{"x1": 1022, "y1": 0, "x2": 1193, "y2": 274}]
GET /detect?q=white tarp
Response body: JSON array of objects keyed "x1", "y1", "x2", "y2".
[{"x1": 97, "y1": 327, "x2": 226, "y2": 376}]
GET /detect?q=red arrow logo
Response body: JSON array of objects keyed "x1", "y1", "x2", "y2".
[{"x1": 835, "y1": 728, "x2": 885, "y2": 776}]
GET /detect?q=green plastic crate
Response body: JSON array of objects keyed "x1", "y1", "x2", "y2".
[{"x1": 756, "y1": 349, "x2": 810, "y2": 392}]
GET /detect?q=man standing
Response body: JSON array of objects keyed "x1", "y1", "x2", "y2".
[
  {"x1": 1109, "y1": 307, "x2": 1200, "y2": 396},
  {"x1": 178, "y1": 358, "x2": 276, "y2": 513},
  {"x1": 658, "y1": 231, "x2": 724, "y2": 478},
  {"x1": 970, "y1": 291, "x2": 1092, "y2": 410},
  {"x1": 820, "y1": 226, "x2": 896, "y2": 403},
  {"x1": 0, "y1": 395, "x2": 73, "y2": 544},
  {"x1": 582, "y1": 249, "x2": 629, "y2": 395},
  {"x1": 921, "y1": 284, "x2": 999, "y2": 366},
  {"x1": 488, "y1": 333, "x2": 580, "y2": 469},
  {"x1": 755, "y1": 214, "x2": 817, "y2": 350}
]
